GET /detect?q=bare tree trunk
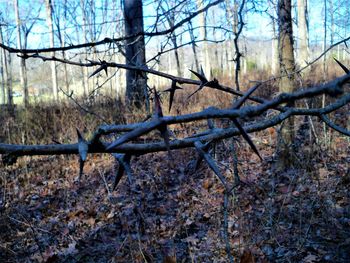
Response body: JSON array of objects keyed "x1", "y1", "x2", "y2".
[
  {"x1": 232, "y1": 0, "x2": 245, "y2": 91},
  {"x1": 297, "y1": 0, "x2": 309, "y2": 68},
  {"x1": 80, "y1": 0, "x2": 90, "y2": 98},
  {"x1": 14, "y1": 0, "x2": 29, "y2": 107},
  {"x1": 225, "y1": 0, "x2": 240, "y2": 86},
  {"x1": 172, "y1": 35, "x2": 182, "y2": 77},
  {"x1": 211, "y1": 9, "x2": 220, "y2": 75},
  {"x1": 61, "y1": 0, "x2": 70, "y2": 93},
  {"x1": 0, "y1": 53, "x2": 6, "y2": 104},
  {"x1": 323, "y1": 0, "x2": 327, "y2": 79},
  {"x1": 161, "y1": 4, "x2": 182, "y2": 76},
  {"x1": 7, "y1": 53, "x2": 13, "y2": 106},
  {"x1": 1, "y1": 25, "x2": 13, "y2": 106},
  {"x1": 344, "y1": 3, "x2": 349, "y2": 60},
  {"x1": 268, "y1": 1, "x2": 279, "y2": 75},
  {"x1": 228, "y1": 40, "x2": 233, "y2": 79},
  {"x1": 62, "y1": 49, "x2": 69, "y2": 93},
  {"x1": 115, "y1": 7, "x2": 125, "y2": 98},
  {"x1": 276, "y1": 0, "x2": 296, "y2": 169},
  {"x1": 124, "y1": 0, "x2": 147, "y2": 109},
  {"x1": 45, "y1": 0, "x2": 58, "y2": 101},
  {"x1": 188, "y1": 20, "x2": 200, "y2": 72},
  {"x1": 271, "y1": 18, "x2": 279, "y2": 75},
  {"x1": 329, "y1": 0, "x2": 334, "y2": 45},
  {"x1": 197, "y1": 0, "x2": 211, "y2": 78},
  {"x1": 86, "y1": 0, "x2": 99, "y2": 98},
  {"x1": 74, "y1": 25, "x2": 87, "y2": 97},
  {"x1": 0, "y1": 26, "x2": 6, "y2": 104}
]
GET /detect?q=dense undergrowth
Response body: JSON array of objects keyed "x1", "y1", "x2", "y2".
[{"x1": 0, "y1": 70, "x2": 349, "y2": 262}]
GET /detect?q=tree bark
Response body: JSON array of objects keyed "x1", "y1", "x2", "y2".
[
  {"x1": 297, "y1": 0, "x2": 309, "y2": 69},
  {"x1": 124, "y1": 0, "x2": 147, "y2": 109},
  {"x1": 277, "y1": 0, "x2": 296, "y2": 169},
  {"x1": 45, "y1": 0, "x2": 59, "y2": 101},
  {"x1": 14, "y1": 0, "x2": 29, "y2": 107}
]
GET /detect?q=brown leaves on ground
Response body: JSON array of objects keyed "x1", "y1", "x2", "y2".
[{"x1": 1, "y1": 128, "x2": 349, "y2": 262}]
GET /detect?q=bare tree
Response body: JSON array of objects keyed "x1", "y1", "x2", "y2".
[
  {"x1": 328, "y1": 0, "x2": 335, "y2": 45},
  {"x1": 45, "y1": 0, "x2": 59, "y2": 101},
  {"x1": 124, "y1": 0, "x2": 147, "y2": 108},
  {"x1": 276, "y1": 0, "x2": 296, "y2": 169},
  {"x1": 0, "y1": 25, "x2": 7, "y2": 104},
  {"x1": 226, "y1": 0, "x2": 246, "y2": 90},
  {"x1": 0, "y1": 23, "x2": 13, "y2": 106},
  {"x1": 197, "y1": 0, "x2": 211, "y2": 79},
  {"x1": 79, "y1": 0, "x2": 90, "y2": 97},
  {"x1": 323, "y1": 0, "x2": 328, "y2": 78},
  {"x1": 13, "y1": 0, "x2": 29, "y2": 107},
  {"x1": 297, "y1": 0, "x2": 309, "y2": 69},
  {"x1": 187, "y1": 19, "x2": 200, "y2": 72},
  {"x1": 268, "y1": 0, "x2": 279, "y2": 75},
  {"x1": 53, "y1": 0, "x2": 70, "y2": 93},
  {"x1": 160, "y1": 1, "x2": 182, "y2": 77},
  {"x1": 0, "y1": 50, "x2": 4, "y2": 104}
]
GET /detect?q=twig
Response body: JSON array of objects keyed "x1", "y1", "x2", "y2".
[
  {"x1": 98, "y1": 168, "x2": 112, "y2": 196},
  {"x1": 230, "y1": 139, "x2": 240, "y2": 185},
  {"x1": 223, "y1": 190, "x2": 235, "y2": 263},
  {"x1": 58, "y1": 86, "x2": 109, "y2": 124}
]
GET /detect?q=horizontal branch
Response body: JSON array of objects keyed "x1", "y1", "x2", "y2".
[
  {"x1": 99, "y1": 73, "x2": 349, "y2": 134},
  {"x1": 17, "y1": 53, "x2": 280, "y2": 109},
  {"x1": 1, "y1": 74, "x2": 349, "y2": 160},
  {"x1": 0, "y1": 112, "x2": 293, "y2": 157}
]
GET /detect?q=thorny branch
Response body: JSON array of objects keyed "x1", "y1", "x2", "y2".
[
  {"x1": 1, "y1": 72, "x2": 349, "y2": 159},
  {"x1": 1, "y1": 3, "x2": 348, "y2": 260},
  {"x1": 11, "y1": 32, "x2": 349, "y2": 110},
  {"x1": 0, "y1": 66, "x2": 349, "y2": 263}
]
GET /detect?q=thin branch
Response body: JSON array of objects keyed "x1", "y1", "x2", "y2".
[
  {"x1": 320, "y1": 114, "x2": 350, "y2": 136},
  {"x1": 297, "y1": 36, "x2": 350, "y2": 74},
  {"x1": 233, "y1": 0, "x2": 246, "y2": 91},
  {"x1": 223, "y1": 191, "x2": 234, "y2": 263},
  {"x1": 0, "y1": 0, "x2": 224, "y2": 54}
]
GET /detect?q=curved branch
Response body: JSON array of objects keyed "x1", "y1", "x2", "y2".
[{"x1": 320, "y1": 114, "x2": 350, "y2": 136}]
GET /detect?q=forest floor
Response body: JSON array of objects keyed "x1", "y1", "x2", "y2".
[{"x1": 0, "y1": 79, "x2": 350, "y2": 262}]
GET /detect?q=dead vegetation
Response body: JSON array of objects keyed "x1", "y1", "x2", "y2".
[{"x1": 0, "y1": 70, "x2": 349, "y2": 262}]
